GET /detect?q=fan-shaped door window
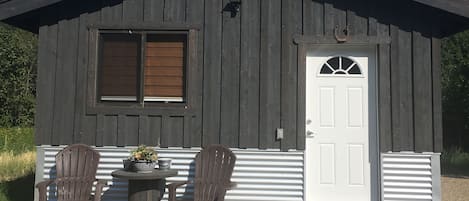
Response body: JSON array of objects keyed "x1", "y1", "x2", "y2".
[{"x1": 319, "y1": 56, "x2": 362, "y2": 76}]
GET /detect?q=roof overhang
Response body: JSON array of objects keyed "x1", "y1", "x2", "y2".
[
  {"x1": 1, "y1": 0, "x2": 469, "y2": 36},
  {"x1": 1, "y1": 0, "x2": 467, "y2": 21},
  {"x1": 414, "y1": 0, "x2": 469, "y2": 19},
  {"x1": 0, "y1": 0, "x2": 61, "y2": 20}
]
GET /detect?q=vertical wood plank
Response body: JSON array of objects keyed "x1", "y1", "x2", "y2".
[
  {"x1": 280, "y1": 0, "x2": 301, "y2": 151},
  {"x1": 160, "y1": 115, "x2": 170, "y2": 147},
  {"x1": 432, "y1": 37, "x2": 443, "y2": 153},
  {"x1": 186, "y1": 0, "x2": 204, "y2": 147},
  {"x1": 183, "y1": 115, "x2": 192, "y2": 147},
  {"x1": 220, "y1": 0, "x2": 241, "y2": 147},
  {"x1": 390, "y1": 25, "x2": 399, "y2": 152},
  {"x1": 168, "y1": 116, "x2": 184, "y2": 147},
  {"x1": 297, "y1": 44, "x2": 307, "y2": 150},
  {"x1": 35, "y1": 8, "x2": 58, "y2": 145},
  {"x1": 391, "y1": 24, "x2": 414, "y2": 151},
  {"x1": 103, "y1": 115, "x2": 118, "y2": 145},
  {"x1": 202, "y1": 0, "x2": 223, "y2": 146},
  {"x1": 143, "y1": 0, "x2": 164, "y2": 22},
  {"x1": 101, "y1": 0, "x2": 123, "y2": 23},
  {"x1": 378, "y1": 44, "x2": 392, "y2": 152},
  {"x1": 400, "y1": 23, "x2": 415, "y2": 152},
  {"x1": 123, "y1": 0, "x2": 144, "y2": 22},
  {"x1": 35, "y1": 24, "x2": 48, "y2": 145},
  {"x1": 85, "y1": 10, "x2": 99, "y2": 111},
  {"x1": 163, "y1": 0, "x2": 186, "y2": 22},
  {"x1": 117, "y1": 114, "x2": 126, "y2": 146},
  {"x1": 149, "y1": 116, "x2": 162, "y2": 146},
  {"x1": 190, "y1": 116, "x2": 201, "y2": 147},
  {"x1": 82, "y1": 116, "x2": 97, "y2": 145},
  {"x1": 81, "y1": 1, "x2": 102, "y2": 146},
  {"x1": 413, "y1": 29, "x2": 433, "y2": 152},
  {"x1": 303, "y1": 0, "x2": 324, "y2": 36},
  {"x1": 376, "y1": 0, "x2": 391, "y2": 38},
  {"x1": 377, "y1": 22, "x2": 390, "y2": 39},
  {"x1": 324, "y1": 2, "x2": 334, "y2": 36},
  {"x1": 73, "y1": 0, "x2": 100, "y2": 143},
  {"x1": 126, "y1": 115, "x2": 140, "y2": 145},
  {"x1": 139, "y1": 115, "x2": 149, "y2": 143},
  {"x1": 53, "y1": 1, "x2": 80, "y2": 145},
  {"x1": 324, "y1": 0, "x2": 346, "y2": 37},
  {"x1": 259, "y1": 0, "x2": 281, "y2": 149},
  {"x1": 239, "y1": 0, "x2": 260, "y2": 148},
  {"x1": 346, "y1": 0, "x2": 368, "y2": 37},
  {"x1": 96, "y1": 114, "x2": 104, "y2": 146}
]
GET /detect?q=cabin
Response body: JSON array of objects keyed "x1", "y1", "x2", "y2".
[{"x1": 1, "y1": 0, "x2": 469, "y2": 200}]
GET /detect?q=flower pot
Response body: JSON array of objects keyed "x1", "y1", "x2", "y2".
[
  {"x1": 132, "y1": 160, "x2": 156, "y2": 173},
  {"x1": 158, "y1": 158, "x2": 172, "y2": 170},
  {"x1": 123, "y1": 159, "x2": 133, "y2": 170}
]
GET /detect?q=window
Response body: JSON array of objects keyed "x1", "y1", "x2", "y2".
[
  {"x1": 319, "y1": 56, "x2": 362, "y2": 75},
  {"x1": 98, "y1": 31, "x2": 187, "y2": 103}
]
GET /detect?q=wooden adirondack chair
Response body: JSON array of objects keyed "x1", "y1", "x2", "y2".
[
  {"x1": 36, "y1": 144, "x2": 107, "y2": 201},
  {"x1": 168, "y1": 145, "x2": 236, "y2": 201}
]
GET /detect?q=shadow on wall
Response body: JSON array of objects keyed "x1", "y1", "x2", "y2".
[
  {"x1": 180, "y1": 160, "x2": 196, "y2": 200},
  {"x1": 0, "y1": 173, "x2": 35, "y2": 201}
]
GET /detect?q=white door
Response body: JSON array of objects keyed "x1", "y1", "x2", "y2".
[{"x1": 305, "y1": 47, "x2": 375, "y2": 201}]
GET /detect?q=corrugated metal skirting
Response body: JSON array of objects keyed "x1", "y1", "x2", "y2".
[
  {"x1": 36, "y1": 146, "x2": 304, "y2": 201},
  {"x1": 381, "y1": 152, "x2": 441, "y2": 201}
]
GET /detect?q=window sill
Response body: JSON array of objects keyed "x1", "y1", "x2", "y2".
[{"x1": 86, "y1": 103, "x2": 194, "y2": 116}]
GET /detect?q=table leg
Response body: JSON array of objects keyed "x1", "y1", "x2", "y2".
[{"x1": 128, "y1": 179, "x2": 166, "y2": 201}]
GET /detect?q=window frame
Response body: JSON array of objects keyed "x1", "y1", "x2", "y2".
[{"x1": 86, "y1": 25, "x2": 199, "y2": 115}]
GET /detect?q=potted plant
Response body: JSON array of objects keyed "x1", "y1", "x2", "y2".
[{"x1": 125, "y1": 145, "x2": 158, "y2": 173}]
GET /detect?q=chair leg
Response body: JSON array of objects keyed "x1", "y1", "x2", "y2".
[
  {"x1": 168, "y1": 185, "x2": 177, "y2": 201},
  {"x1": 37, "y1": 187, "x2": 47, "y2": 201},
  {"x1": 94, "y1": 180, "x2": 107, "y2": 201},
  {"x1": 36, "y1": 180, "x2": 54, "y2": 201}
]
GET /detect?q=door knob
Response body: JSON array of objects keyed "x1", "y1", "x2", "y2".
[
  {"x1": 306, "y1": 131, "x2": 315, "y2": 136},
  {"x1": 306, "y1": 119, "x2": 312, "y2": 125}
]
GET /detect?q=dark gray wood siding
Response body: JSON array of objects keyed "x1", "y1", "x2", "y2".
[{"x1": 34, "y1": 0, "x2": 443, "y2": 152}]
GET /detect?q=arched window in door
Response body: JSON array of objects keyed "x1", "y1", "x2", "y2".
[{"x1": 319, "y1": 56, "x2": 362, "y2": 75}]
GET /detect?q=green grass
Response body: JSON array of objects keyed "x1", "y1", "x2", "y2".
[
  {"x1": 0, "y1": 128, "x2": 35, "y2": 201},
  {"x1": 0, "y1": 128, "x2": 34, "y2": 153},
  {"x1": 441, "y1": 147, "x2": 469, "y2": 176},
  {"x1": 0, "y1": 151, "x2": 36, "y2": 181}
]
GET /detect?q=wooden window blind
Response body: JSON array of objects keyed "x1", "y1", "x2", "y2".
[
  {"x1": 144, "y1": 34, "x2": 186, "y2": 102},
  {"x1": 97, "y1": 32, "x2": 186, "y2": 103},
  {"x1": 99, "y1": 34, "x2": 140, "y2": 101}
]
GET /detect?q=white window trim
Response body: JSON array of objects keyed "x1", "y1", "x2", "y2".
[
  {"x1": 100, "y1": 96, "x2": 138, "y2": 101},
  {"x1": 144, "y1": 97, "x2": 184, "y2": 102}
]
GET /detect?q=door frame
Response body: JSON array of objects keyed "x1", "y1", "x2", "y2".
[{"x1": 295, "y1": 38, "x2": 388, "y2": 201}]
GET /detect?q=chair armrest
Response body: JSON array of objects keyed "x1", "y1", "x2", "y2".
[
  {"x1": 93, "y1": 179, "x2": 108, "y2": 201},
  {"x1": 36, "y1": 179, "x2": 55, "y2": 201},
  {"x1": 168, "y1": 180, "x2": 192, "y2": 189},
  {"x1": 167, "y1": 180, "x2": 192, "y2": 201}
]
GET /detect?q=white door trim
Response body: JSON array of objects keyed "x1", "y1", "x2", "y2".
[{"x1": 303, "y1": 45, "x2": 379, "y2": 201}]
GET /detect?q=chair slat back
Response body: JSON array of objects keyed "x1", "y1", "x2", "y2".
[
  {"x1": 194, "y1": 145, "x2": 236, "y2": 201},
  {"x1": 55, "y1": 144, "x2": 100, "y2": 201}
]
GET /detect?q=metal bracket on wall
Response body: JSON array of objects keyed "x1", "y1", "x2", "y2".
[
  {"x1": 222, "y1": 1, "x2": 242, "y2": 18},
  {"x1": 334, "y1": 25, "x2": 350, "y2": 43}
]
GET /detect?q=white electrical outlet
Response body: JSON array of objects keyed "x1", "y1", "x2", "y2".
[{"x1": 276, "y1": 128, "x2": 284, "y2": 140}]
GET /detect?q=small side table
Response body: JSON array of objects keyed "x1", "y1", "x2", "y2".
[{"x1": 111, "y1": 169, "x2": 178, "y2": 201}]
